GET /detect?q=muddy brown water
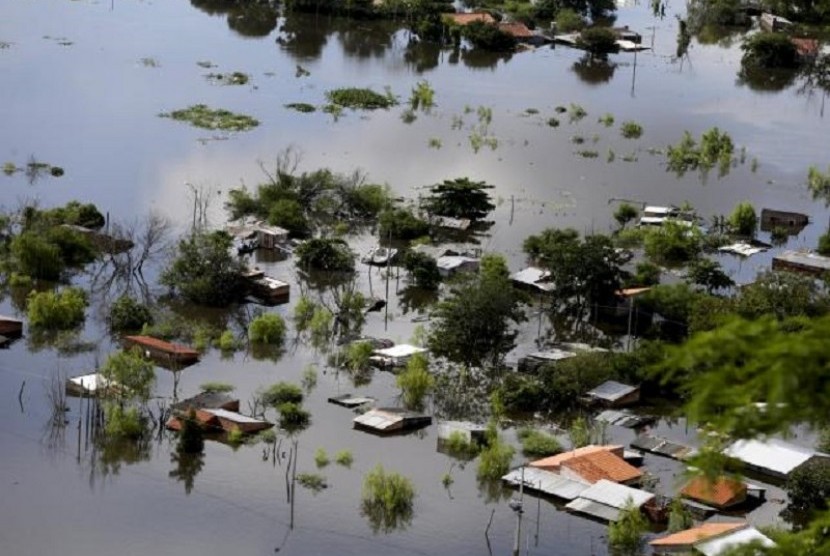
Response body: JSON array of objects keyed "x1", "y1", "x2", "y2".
[{"x1": 0, "y1": 0, "x2": 824, "y2": 554}]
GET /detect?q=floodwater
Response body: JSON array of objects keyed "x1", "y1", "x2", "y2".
[{"x1": 0, "y1": 0, "x2": 825, "y2": 554}]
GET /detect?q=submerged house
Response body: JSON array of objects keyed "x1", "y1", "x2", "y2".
[
  {"x1": 680, "y1": 476, "x2": 747, "y2": 510},
  {"x1": 650, "y1": 522, "x2": 774, "y2": 554},
  {"x1": 249, "y1": 275, "x2": 290, "y2": 305},
  {"x1": 584, "y1": 380, "x2": 640, "y2": 408},
  {"x1": 0, "y1": 316, "x2": 23, "y2": 338},
  {"x1": 353, "y1": 407, "x2": 432, "y2": 434},
  {"x1": 65, "y1": 372, "x2": 122, "y2": 397},
  {"x1": 171, "y1": 391, "x2": 240, "y2": 414},
  {"x1": 123, "y1": 335, "x2": 200, "y2": 367},
  {"x1": 530, "y1": 445, "x2": 643, "y2": 486},
  {"x1": 167, "y1": 408, "x2": 273, "y2": 435},
  {"x1": 370, "y1": 344, "x2": 427, "y2": 367},
  {"x1": 772, "y1": 250, "x2": 830, "y2": 277},
  {"x1": 436, "y1": 255, "x2": 480, "y2": 277},
  {"x1": 725, "y1": 438, "x2": 826, "y2": 479},
  {"x1": 510, "y1": 266, "x2": 555, "y2": 293},
  {"x1": 517, "y1": 348, "x2": 577, "y2": 373},
  {"x1": 565, "y1": 479, "x2": 655, "y2": 522},
  {"x1": 760, "y1": 208, "x2": 808, "y2": 233}
]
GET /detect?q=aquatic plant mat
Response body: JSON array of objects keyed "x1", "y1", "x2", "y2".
[{"x1": 159, "y1": 104, "x2": 259, "y2": 131}]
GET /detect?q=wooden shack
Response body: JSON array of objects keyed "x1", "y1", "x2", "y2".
[
  {"x1": 772, "y1": 251, "x2": 830, "y2": 277},
  {"x1": 353, "y1": 408, "x2": 432, "y2": 434},
  {"x1": 0, "y1": 316, "x2": 23, "y2": 338},
  {"x1": 760, "y1": 208, "x2": 808, "y2": 233}
]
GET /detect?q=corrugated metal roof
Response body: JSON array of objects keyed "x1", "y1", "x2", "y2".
[
  {"x1": 502, "y1": 467, "x2": 589, "y2": 500},
  {"x1": 437, "y1": 421, "x2": 486, "y2": 441},
  {"x1": 587, "y1": 380, "x2": 638, "y2": 402},
  {"x1": 565, "y1": 498, "x2": 622, "y2": 522},
  {"x1": 726, "y1": 438, "x2": 818, "y2": 476},
  {"x1": 577, "y1": 479, "x2": 654, "y2": 509},
  {"x1": 774, "y1": 250, "x2": 830, "y2": 271},
  {"x1": 68, "y1": 373, "x2": 112, "y2": 393},
  {"x1": 530, "y1": 445, "x2": 624, "y2": 471},
  {"x1": 695, "y1": 527, "x2": 774, "y2": 556},
  {"x1": 354, "y1": 410, "x2": 403, "y2": 431},
  {"x1": 510, "y1": 267, "x2": 555, "y2": 292},
  {"x1": 650, "y1": 522, "x2": 746, "y2": 547},
  {"x1": 527, "y1": 349, "x2": 576, "y2": 361},
  {"x1": 204, "y1": 409, "x2": 270, "y2": 425}
]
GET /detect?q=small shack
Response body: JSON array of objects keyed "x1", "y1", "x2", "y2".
[
  {"x1": 0, "y1": 316, "x2": 23, "y2": 338},
  {"x1": 437, "y1": 421, "x2": 487, "y2": 445},
  {"x1": 436, "y1": 255, "x2": 480, "y2": 277},
  {"x1": 166, "y1": 408, "x2": 272, "y2": 435},
  {"x1": 650, "y1": 522, "x2": 774, "y2": 554},
  {"x1": 760, "y1": 208, "x2": 809, "y2": 233},
  {"x1": 565, "y1": 479, "x2": 655, "y2": 522},
  {"x1": 584, "y1": 380, "x2": 640, "y2": 407},
  {"x1": 725, "y1": 438, "x2": 826, "y2": 479},
  {"x1": 612, "y1": 26, "x2": 642, "y2": 43},
  {"x1": 353, "y1": 407, "x2": 432, "y2": 434},
  {"x1": 680, "y1": 476, "x2": 747, "y2": 510},
  {"x1": 249, "y1": 275, "x2": 290, "y2": 305},
  {"x1": 517, "y1": 348, "x2": 577, "y2": 373},
  {"x1": 510, "y1": 266, "x2": 555, "y2": 293},
  {"x1": 371, "y1": 344, "x2": 427, "y2": 367},
  {"x1": 772, "y1": 250, "x2": 830, "y2": 277},
  {"x1": 328, "y1": 394, "x2": 376, "y2": 408},
  {"x1": 171, "y1": 391, "x2": 240, "y2": 414},
  {"x1": 123, "y1": 335, "x2": 200, "y2": 367}
]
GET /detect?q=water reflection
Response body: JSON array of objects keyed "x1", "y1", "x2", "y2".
[
  {"x1": 191, "y1": 0, "x2": 279, "y2": 38},
  {"x1": 572, "y1": 53, "x2": 617, "y2": 85},
  {"x1": 737, "y1": 65, "x2": 799, "y2": 93},
  {"x1": 276, "y1": 14, "x2": 398, "y2": 62}
]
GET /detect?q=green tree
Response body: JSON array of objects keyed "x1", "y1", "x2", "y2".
[
  {"x1": 160, "y1": 231, "x2": 245, "y2": 307},
  {"x1": 361, "y1": 465, "x2": 415, "y2": 534},
  {"x1": 27, "y1": 287, "x2": 88, "y2": 330},
  {"x1": 741, "y1": 32, "x2": 800, "y2": 69},
  {"x1": 818, "y1": 231, "x2": 830, "y2": 256},
  {"x1": 667, "y1": 497, "x2": 694, "y2": 533},
  {"x1": 461, "y1": 21, "x2": 517, "y2": 51},
  {"x1": 423, "y1": 177, "x2": 495, "y2": 220},
  {"x1": 729, "y1": 201, "x2": 757, "y2": 236},
  {"x1": 295, "y1": 238, "x2": 355, "y2": 271},
  {"x1": 614, "y1": 203, "x2": 639, "y2": 229},
  {"x1": 626, "y1": 261, "x2": 661, "y2": 287},
  {"x1": 109, "y1": 295, "x2": 153, "y2": 333},
  {"x1": 428, "y1": 271, "x2": 525, "y2": 369},
  {"x1": 396, "y1": 353, "x2": 434, "y2": 410},
  {"x1": 378, "y1": 207, "x2": 430, "y2": 240},
  {"x1": 786, "y1": 458, "x2": 830, "y2": 514},
  {"x1": 608, "y1": 499, "x2": 648, "y2": 553},
  {"x1": 643, "y1": 222, "x2": 703, "y2": 266},
  {"x1": 100, "y1": 348, "x2": 156, "y2": 402},
  {"x1": 260, "y1": 382, "x2": 303, "y2": 407},
  {"x1": 577, "y1": 27, "x2": 618, "y2": 55},
  {"x1": 403, "y1": 251, "x2": 441, "y2": 289},
  {"x1": 555, "y1": 8, "x2": 586, "y2": 32},
  {"x1": 10, "y1": 232, "x2": 63, "y2": 281},
  {"x1": 476, "y1": 425, "x2": 515, "y2": 480},
  {"x1": 687, "y1": 259, "x2": 734, "y2": 293},
  {"x1": 735, "y1": 270, "x2": 829, "y2": 320},
  {"x1": 248, "y1": 313, "x2": 286, "y2": 345},
  {"x1": 268, "y1": 198, "x2": 310, "y2": 237}
]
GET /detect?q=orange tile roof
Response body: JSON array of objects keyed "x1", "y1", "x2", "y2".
[
  {"x1": 443, "y1": 12, "x2": 495, "y2": 26},
  {"x1": 561, "y1": 450, "x2": 643, "y2": 484},
  {"x1": 498, "y1": 22, "x2": 534, "y2": 38},
  {"x1": 530, "y1": 445, "x2": 623, "y2": 472},
  {"x1": 681, "y1": 476, "x2": 747, "y2": 508},
  {"x1": 650, "y1": 522, "x2": 746, "y2": 547},
  {"x1": 125, "y1": 335, "x2": 199, "y2": 357},
  {"x1": 792, "y1": 38, "x2": 819, "y2": 57}
]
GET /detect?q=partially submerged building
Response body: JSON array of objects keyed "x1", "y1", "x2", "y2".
[
  {"x1": 436, "y1": 255, "x2": 480, "y2": 278},
  {"x1": 565, "y1": 479, "x2": 655, "y2": 522},
  {"x1": 123, "y1": 335, "x2": 200, "y2": 367},
  {"x1": 167, "y1": 408, "x2": 273, "y2": 435},
  {"x1": 680, "y1": 476, "x2": 747, "y2": 510},
  {"x1": 650, "y1": 522, "x2": 774, "y2": 554},
  {"x1": 584, "y1": 380, "x2": 640, "y2": 408},
  {"x1": 65, "y1": 372, "x2": 122, "y2": 397},
  {"x1": 353, "y1": 407, "x2": 432, "y2": 434},
  {"x1": 0, "y1": 315, "x2": 23, "y2": 338},
  {"x1": 760, "y1": 208, "x2": 809, "y2": 233},
  {"x1": 370, "y1": 344, "x2": 427, "y2": 367},
  {"x1": 772, "y1": 250, "x2": 830, "y2": 277},
  {"x1": 517, "y1": 348, "x2": 577, "y2": 373},
  {"x1": 529, "y1": 445, "x2": 642, "y2": 486},
  {"x1": 725, "y1": 438, "x2": 826, "y2": 479},
  {"x1": 510, "y1": 266, "x2": 555, "y2": 294}
]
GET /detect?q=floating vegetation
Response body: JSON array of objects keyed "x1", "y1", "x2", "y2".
[
  {"x1": 666, "y1": 127, "x2": 735, "y2": 177},
  {"x1": 547, "y1": 117, "x2": 560, "y2": 128},
  {"x1": 620, "y1": 121, "x2": 644, "y2": 139},
  {"x1": 325, "y1": 87, "x2": 397, "y2": 110},
  {"x1": 554, "y1": 105, "x2": 567, "y2": 113},
  {"x1": 4, "y1": 158, "x2": 64, "y2": 181},
  {"x1": 285, "y1": 102, "x2": 316, "y2": 113},
  {"x1": 428, "y1": 137, "x2": 442, "y2": 149},
  {"x1": 525, "y1": 108, "x2": 539, "y2": 115},
  {"x1": 335, "y1": 450, "x2": 353, "y2": 467},
  {"x1": 205, "y1": 71, "x2": 250, "y2": 86},
  {"x1": 323, "y1": 103, "x2": 344, "y2": 121},
  {"x1": 599, "y1": 113, "x2": 615, "y2": 127},
  {"x1": 577, "y1": 150, "x2": 599, "y2": 158},
  {"x1": 196, "y1": 60, "x2": 216, "y2": 69},
  {"x1": 622, "y1": 152, "x2": 638, "y2": 162},
  {"x1": 607, "y1": 149, "x2": 616, "y2": 163},
  {"x1": 751, "y1": 158, "x2": 759, "y2": 172},
  {"x1": 159, "y1": 104, "x2": 259, "y2": 132},
  {"x1": 401, "y1": 109, "x2": 417, "y2": 124},
  {"x1": 568, "y1": 103, "x2": 587, "y2": 123},
  {"x1": 451, "y1": 115, "x2": 464, "y2": 130},
  {"x1": 477, "y1": 106, "x2": 493, "y2": 126},
  {"x1": 3, "y1": 162, "x2": 17, "y2": 175},
  {"x1": 295, "y1": 64, "x2": 310, "y2": 77},
  {"x1": 140, "y1": 57, "x2": 159, "y2": 68},
  {"x1": 409, "y1": 80, "x2": 435, "y2": 112},
  {"x1": 315, "y1": 448, "x2": 330, "y2": 468},
  {"x1": 0, "y1": 41, "x2": 11, "y2": 49},
  {"x1": 571, "y1": 135, "x2": 585, "y2": 144},
  {"x1": 297, "y1": 473, "x2": 328, "y2": 493},
  {"x1": 44, "y1": 35, "x2": 73, "y2": 46},
  {"x1": 467, "y1": 106, "x2": 497, "y2": 153}
]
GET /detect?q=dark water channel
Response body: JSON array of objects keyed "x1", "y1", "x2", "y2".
[{"x1": 0, "y1": 0, "x2": 826, "y2": 554}]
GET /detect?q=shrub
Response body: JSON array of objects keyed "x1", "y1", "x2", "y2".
[
  {"x1": 217, "y1": 330, "x2": 237, "y2": 351},
  {"x1": 315, "y1": 448, "x2": 330, "y2": 468},
  {"x1": 614, "y1": 203, "x2": 639, "y2": 228},
  {"x1": 620, "y1": 121, "x2": 644, "y2": 139},
  {"x1": 741, "y1": 32, "x2": 799, "y2": 69},
  {"x1": 268, "y1": 198, "x2": 309, "y2": 237},
  {"x1": 517, "y1": 428, "x2": 562, "y2": 457},
  {"x1": 297, "y1": 473, "x2": 328, "y2": 492},
  {"x1": 277, "y1": 402, "x2": 311, "y2": 432},
  {"x1": 326, "y1": 87, "x2": 397, "y2": 110},
  {"x1": 643, "y1": 222, "x2": 703, "y2": 266},
  {"x1": 729, "y1": 201, "x2": 757, "y2": 236},
  {"x1": 396, "y1": 353, "x2": 435, "y2": 410},
  {"x1": 260, "y1": 382, "x2": 303, "y2": 407},
  {"x1": 477, "y1": 426, "x2": 515, "y2": 480},
  {"x1": 608, "y1": 499, "x2": 648, "y2": 552},
  {"x1": 443, "y1": 430, "x2": 481, "y2": 460},
  {"x1": 461, "y1": 21, "x2": 517, "y2": 51},
  {"x1": 403, "y1": 251, "x2": 441, "y2": 290},
  {"x1": 10, "y1": 232, "x2": 63, "y2": 281},
  {"x1": 577, "y1": 27, "x2": 618, "y2": 55},
  {"x1": 27, "y1": 287, "x2": 88, "y2": 330},
  {"x1": 248, "y1": 313, "x2": 286, "y2": 345},
  {"x1": 295, "y1": 238, "x2": 354, "y2": 272},
  {"x1": 361, "y1": 465, "x2": 415, "y2": 533},
  {"x1": 378, "y1": 207, "x2": 430, "y2": 241},
  {"x1": 667, "y1": 497, "x2": 694, "y2": 533},
  {"x1": 104, "y1": 404, "x2": 145, "y2": 439},
  {"x1": 335, "y1": 450, "x2": 354, "y2": 467},
  {"x1": 109, "y1": 295, "x2": 153, "y2": 333},
  {"x1": 786, "y1": 458, "x2": 830, "y2": 512},
  {"x1": 555, "y1": 8, "x2": 586, "y2": 32}
]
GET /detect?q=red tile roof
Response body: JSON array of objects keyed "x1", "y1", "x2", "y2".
[
  {"x1": 498, "y1": 22, "x2": 534, "y2": 39},
  {"x1": 125, "y1": 335, "x2": 199, "y2": 357},
  {"x1": 443, "y1": 12, "x2": 495, "y2": 26},
  {"x1": 650, "y1": 522, "x2": 746, "y2": 548},
  {"x1": 681, "y1": 476, "x2": 747, "y2": 508},
  {"x1": 561, "y1": 449, "x2": 643, "y2": 484},
  {"x1": 530, "y1": 445, "x2": 624, "y2": 472}
]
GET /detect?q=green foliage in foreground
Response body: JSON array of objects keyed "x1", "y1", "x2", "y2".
[
  {"x1": 361, "y1": 465, "x2": 415, "y2": 533},
  {"x1": 160, "y1": 104, "x2": 259, "y2": 131},
  {"x1": 27, "y1": 287, "x2": 88, "y2": 330},
  {"x1": 326, "y1": 87, "x2": 397, "y2": 110}
]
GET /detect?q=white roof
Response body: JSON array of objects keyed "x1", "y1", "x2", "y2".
[
  {"x1": 577, "y1": 479, "x2": 654, "y2": 509},
  {"x1": 510, "y1": 267, "x2": 555, "y2": 292},
  {"x1": 436, "y1": 256, "x2": 479, "y2": 270},
  {"x1": 257, "y1": 276, "x2": 289, "y2": 289},
  {"x1": 437, "y1": 421, "x2": 486, "y2": 439},
  {"x1": 565, "y1": 497, "x2": 624, "y2": 521},
  {"x1": 503, "y1": 467, "x2": 589, "y2": 501},
  {"x1": 719, "y1": 242, "x2": 767, "y2": 257},
  {"x1": 695, "y1": 526, "x2": 774, "y2": 556},
  {"x1": 639, "y1": 216, "x2": 666, "y2": 225},
  {"x1": 353, "y1": 409, "x2": 404, "y2": 430},
  {"x1": 373, "y1": 344, "x2": 427, "y2": 359},
  {"x1": 726, "y1": 438, "x2": 819, "y2": 476},
  {"x1": 528, "y1": 349, "x2": 577, "y2": 361},
  {"x1": 587, "y1": 380, "x2": 638, "y2": 402},
  {"x1": 775, "y1": 250, "x2": 830, "y2": 271},
  {"x1": 204, "y1": 408, "x2": 268, "y2": 425},
  {"x1": 643, "y1": 206, "x2": 675, "y2": 215},
  {"x1": 68, "y1": 373, "x2": 114, "y2": 393}
]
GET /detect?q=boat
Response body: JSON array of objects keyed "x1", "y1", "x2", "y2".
[{"x1": 361, "y1": 246, "x2": 398, "y2": 265}]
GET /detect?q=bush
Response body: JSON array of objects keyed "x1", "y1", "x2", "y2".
[
  {"x1": 335, "y1": 450, "x2": 354, "y2": 467},
  {"x1": 477, "y1": 426, "x2": 515, "y2": 480},
  {"x1": 614, "y1": 203, "x2": 639, "y2": 228},
  {"x1": 109, "y1": 295, "x2": 153, "y2": 333},
  {"x1": 786, "y1": 458, "x2": 830, "y2": 512},
  {"x1": 199, "y1": 381, "x2": 235, "y2": 393},
  {"x1": 667, "y1": 497, "x2": 694, "y2": 533},
  {"x1": 248, "y1": 313, "x2": 286, "y2": 345},
  {"x1": 620, "y1": 121, "x2": 644, "y2": 139},
  {"x1": 295, "y1": 238, "x2": 354, "y2": 272},
  {"x1": 297, "y1": 473, "x2": 328, "y2": 492},
  {"x1": 608, "y1": 500, "x2": 648, "y2": 553},
  {"x1": 261, "y1": 382, "x2": 303, "y2": 407},
  {"x1": 217, "y1": 330, "x2": 237, "y2": 351},
  {"x1": 396, "y1": 353, "x2": 434, "y2": 410},
  {"x1": 101, "y1": 348, "x2": 156, "y2": 402},
  {"x1": 517, "y1": 428, "x2": 562, "y2": 457},
  {"x1": 643, "y1": 222, "x2": 702, "y2": 266},
  {"x1": 315, "y1": 448, "x2": 330, "y2": 468},
  {"x1": 27, "y1": 287, "x2": 88, "y2": 330},
  {"x1": 443, "y1": 430, "x2": 481, "y2": 460},
  {"x1": 403, "y1": 251, "x2": 441, "y2": 290},
  {"x1": 729, "y1": 201, "x2": 757, "y2": 236},
  {"x1": 268, "y1": 198, "x2": 309, "y2": 237},
  {"x1": 104, "y1": 404, "x2": 145, "y2": 439},
  {"x1": 556, "y1": 8, "x2": 586, "y2": 32},
  {"x1": 326, "y1": 87, "x2": 397, "y2": 110},
  {"x1": 461, "y1": 21, "x2": 517, "y2": 51},
  {"x1": 577, "y1": 27, "x2": 618, "y2": 55},
  {"x1": 741, "y1": 32, "x2": 799, "y2": 69},
  {"x1": 361, "y1": 465, "x2": 415, "y2": 533},
  {"x1": 378, "y1": 208, "x2": 430, "y2": 241},
  {"x1": 10, "y1": 232, "x2": 63, "y2": 281},
  {"x1": 277, "y1": 402, "x2": 311, "y2": 432}
]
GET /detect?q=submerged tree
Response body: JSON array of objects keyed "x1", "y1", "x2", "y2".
[
  {"x1": 361, "y1": 465, "x2": 415, "y2": 534},
  {"x1": 396, "y1": 353, "x2": 434, "y2": 410},
  {"x1": 422, "y1": 177, "x2": 495, "y2": 220}
]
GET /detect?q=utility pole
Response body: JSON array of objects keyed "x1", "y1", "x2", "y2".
[{"x1": 511, "y1": 466, "x2": 525, "y2": 556}]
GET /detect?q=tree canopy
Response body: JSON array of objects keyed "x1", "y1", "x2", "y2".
[{"x1": 422, "y1": 178, "x2": 495, "y2": 220}]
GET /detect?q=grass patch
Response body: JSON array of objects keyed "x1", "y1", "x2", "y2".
[
  {"x1": 315, "y1": 448, "x2": 330, "y2": 468},
  {"x1": 517, "y1": 428, "x2": 562, "y2": 457},
  {"x1": 160, "y1": 104, "x2": 259, "y2": 132},
  {"x1": 620, "y1": 121, "x2": 644, "y2": 139},
  {"x1": 568, "y1": 103, "x2": 587, "y2": 123},
  {"x1": 297, "y1": 472, "x2": 328, "y2": 493},
  {"x1": 335, "y1": 450, "x2": 354, "y2": 467},
  {"x1": 599, "y1": 113, "x2": 615, "y2": 127},
  {"x1": 285, "y1": 102, "x2": 316, "y2": 113},
  {"x1": 547, "y1": 117, "x2": 560, "y2": 128},
  {"x1": 428, "y1": 137, "x2": 442, "y2": 149},
  {"x1": 577, "y1": 150, "x2": 599, "y2": 158},
  {"x1": 326, "y1": 87, "x2": 397, "y2": 110}
]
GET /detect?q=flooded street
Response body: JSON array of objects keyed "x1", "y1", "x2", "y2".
[{"x1": 0, "y1": 0, "x2": 826, "y2": 554}]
